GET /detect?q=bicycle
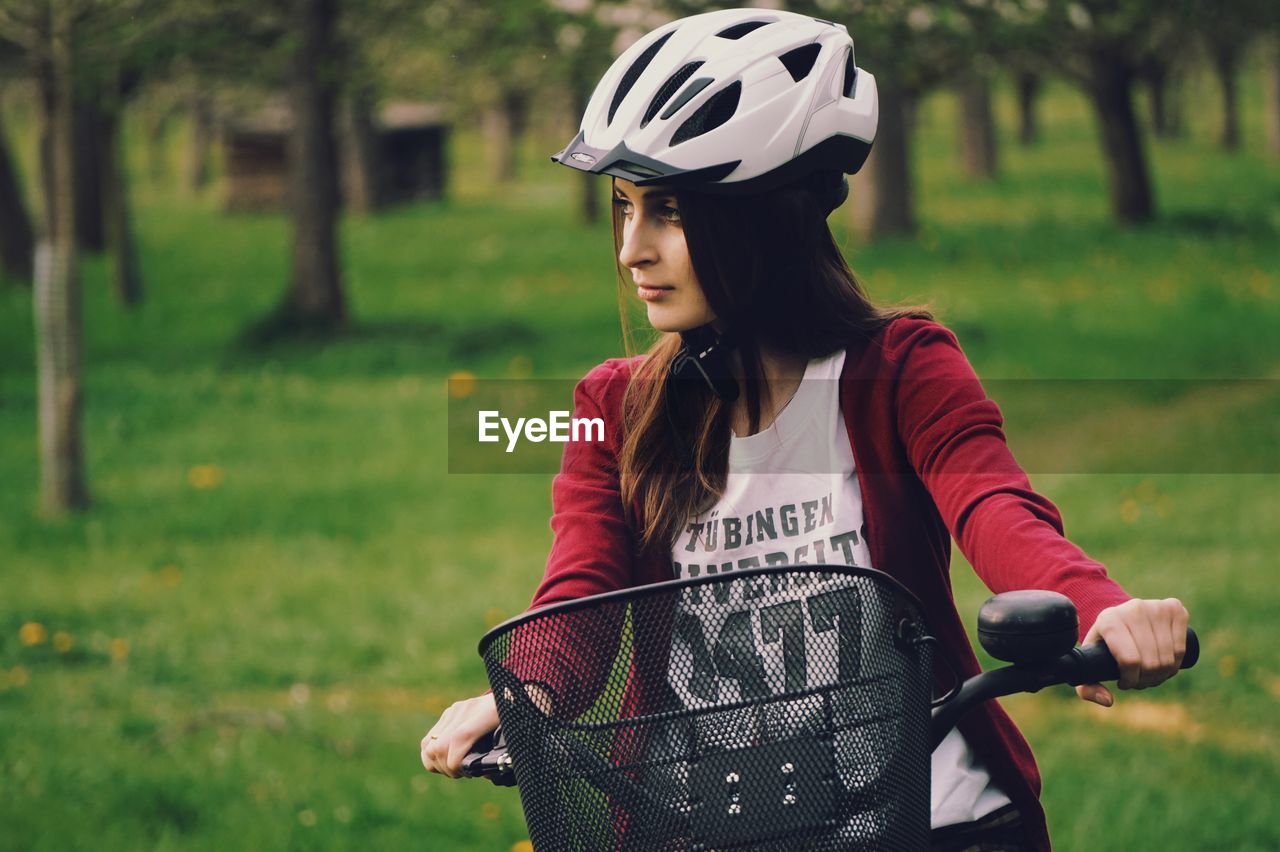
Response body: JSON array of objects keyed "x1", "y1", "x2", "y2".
[{"x1": 460, "y1": 564, "x2": 1198, "y2": 851}]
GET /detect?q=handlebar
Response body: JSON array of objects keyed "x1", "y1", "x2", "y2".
[
  {"x1": 929, "y1": 627, "x2": 1198, "y2": 750},
  {"x1": 461, "y1": 627, "x2": 1200, "y2": 785}
]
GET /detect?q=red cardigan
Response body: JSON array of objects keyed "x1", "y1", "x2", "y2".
[{"x1": 524, "y1": 317, "x2": 1132, "y2": 851}]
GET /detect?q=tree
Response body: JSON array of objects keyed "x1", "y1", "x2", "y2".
[
  {"x1": 279, "y1": 0, "x2": 346, "y2": 333},
  {"x1": 1014, "y1": 70, "x2": 1040, "y2": 146},
  {"x1": 177, "y1": 0, "x2": 429, "y2": 338},
  {"x1": 1198, "y1": 0, "x2": 1271, "y2": 153},
  {"x1": 0, "y1": 0, "x2": 91, "y2": 513},
  {"x1": 957, "y1": 66, "x2": 999, "y2": 179},
  {"x1": 1024, "y1": 0, "x2": 1194, "y2": 223},
  {"x1": 426, "y1": 0, "x2": 565, "y2": 185}
]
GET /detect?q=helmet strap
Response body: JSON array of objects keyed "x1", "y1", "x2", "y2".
[{"x1": 664, "y1": 323, "x2": 739, "y2": 470}]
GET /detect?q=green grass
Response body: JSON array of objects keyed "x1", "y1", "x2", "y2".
[{"x1": 2, "y1": 64, "x2": 1279, "y2": 851}]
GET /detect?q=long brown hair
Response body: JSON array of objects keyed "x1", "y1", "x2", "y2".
[{"x1": 613, "y1": 176, "x2": 930, "y2": 556}]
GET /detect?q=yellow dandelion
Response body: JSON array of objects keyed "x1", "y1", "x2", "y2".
[
  {"x1": 511, "y1": 842, "x2": 534, "y2": 852},
  {"x1": 481, "y1": 802, "x2": 500, "y2": 820},
  {"x1": 159, "y1": 565, "x2": 182, "y2": 587},
  {"x1": 1119, "y1": 499, "x2": 1141, "y2": 524},
  {"x1": 10, "y1": 666, "x2": 29, "y2": 687},
  {"x1": 1218, "y1": 654, "x2": 1238, "y2": 678},
  {"x1": 19, "y1": 622, "x2": 47, "y2": 647},
  {"x1": 484, "y1": 607, "x2": 507, "y2": 628},
  {"x1": 334, "y1": 805, "x2": 352, "y2": 824},
  {"x1": 507, "y1": 355, "x2": 534, "y2": 379},
  {"x1": 53, "y1": 631, "x2": 74, "y2": 653},
  {"x1": 109, "y1": 638, "x2": 130, "y2": 662},
  {"x1": 297, "y1": 809, "x2": 317, "y2": 827},
  {"x1": 188, "y1": 464, "x2": 225, "y2": 490},
  {"x1": 448, "y1": 370, "x2": 477, "y2": 400}
]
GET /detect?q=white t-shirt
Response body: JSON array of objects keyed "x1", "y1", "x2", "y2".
[{"x1": 669, "y1": 348, "x2": 1012, "y2": 828}]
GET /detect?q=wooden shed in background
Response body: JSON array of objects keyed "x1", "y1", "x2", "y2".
[{"x1": 221, "y1": 102, "x2": 448, "y2": 213}]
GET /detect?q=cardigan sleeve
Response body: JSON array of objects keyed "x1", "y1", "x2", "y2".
[
  {"x1": 886, "y1": 320, "x2": 1131, "y2": 639},
  {"x1": 501, "y1": 361, "x2": 636, "y2": 717}
]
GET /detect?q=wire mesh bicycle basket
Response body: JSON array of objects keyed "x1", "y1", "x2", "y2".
[{"x1": 479, "y1": 564, "x2": 936, "y2": 851}]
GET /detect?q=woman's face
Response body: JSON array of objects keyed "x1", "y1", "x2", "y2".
[{"x1": 613, "y1": 179, "x2": 716, "y2": 333}]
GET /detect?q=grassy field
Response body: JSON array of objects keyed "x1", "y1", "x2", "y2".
[{"x1": 2, "y1": 65, "x2": 1279, "y2": 851}]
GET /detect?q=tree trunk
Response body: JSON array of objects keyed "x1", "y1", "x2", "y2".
[
  {"x1": 186, "y1": 93, "x2": 213, "y2": 192},
  {"x1": 1015, "y1": 71, "x2": 1039, "y2": 146},
  {"x1": 1085, "y1": 50, "x2": 1155, "y2": 224},
  {"x1": 851, "y1": 84, "x2": 915, "y2": 239},
  {"x1": 0, "y1": 107, "x2": 34, "y2": 284},
  {"x1": 73, "y1": 101, "x2": 106, "y2": 252},
  {"x1": 483, "y1": 104, "x2": 516, "y2": 184},
  {"x1": 36, "y1": 51, "x2": 55, "y2": 237},
  {"x1": 145, "y1": 103, "x2": 172, "y2": 184},
  {"x1": 1267, "y1": 33, "x2": 1280, "y2": 160},
  {"x1": 958, "y1": 72, "x2": 998, "y2": 179},
  {"x1": 100, "y1": 106, "x2": 143, "y2": 308},
  {"x1": 1210, "y1": 43, "x2": 1241, "y2": 152},
  {"x1": 36, "y1": 2, "x2": 90, "y2": 515},
  {"x1": 341, "y1": 87, "x2": 381, "y2": 214},
  {"x1": 277, "y1": 0, "x2": 346, "y2": 333},
  {"x1": 483, "y1": 90, "x2": 528, "y2": 184}
]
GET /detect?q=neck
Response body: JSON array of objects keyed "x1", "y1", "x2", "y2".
[{"x1": 728, "y1": 345, "x2": 808, "y2": 436}]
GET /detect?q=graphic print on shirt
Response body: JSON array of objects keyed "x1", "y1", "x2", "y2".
[{"x1": 668, "y1": 483, "x2": 873, "y2": 708}]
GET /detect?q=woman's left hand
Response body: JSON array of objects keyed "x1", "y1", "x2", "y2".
[{"x1": 1075, "y1": 597, "x2": 1190, "y2": 707}]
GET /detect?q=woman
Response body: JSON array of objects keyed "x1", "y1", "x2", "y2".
[{"x1": 423, "y1": 9, "x2": 1189, "y2": 850}]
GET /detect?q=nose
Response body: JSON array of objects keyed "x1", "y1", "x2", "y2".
[{"x1": 617, "y1": 215, "x2": 656, "y2": 271}]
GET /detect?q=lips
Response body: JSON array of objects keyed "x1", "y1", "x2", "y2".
[{"x1": 636, "y1": 284, "x2": 673, "y2": 303}]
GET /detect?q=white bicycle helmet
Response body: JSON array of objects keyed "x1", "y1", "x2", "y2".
[{"x1": 552, "y1": 8, "x2": 877, "y2": 193}]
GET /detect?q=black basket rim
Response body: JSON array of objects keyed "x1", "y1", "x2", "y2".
[{"x1": 478, "y1": 563, "x2": 926, "y2": 658}]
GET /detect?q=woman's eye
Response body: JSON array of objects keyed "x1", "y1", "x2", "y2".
[
  {"x1": 659, "y1": 206, "x2": 682, "y2": 225},
  {"x1": 612, "y1": 197, "x2": 634, "y2": 216}
]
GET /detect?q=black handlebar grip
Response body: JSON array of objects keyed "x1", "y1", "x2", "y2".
[
  {"x1": 459, "y1": 728, "x2": 516, "y2": 787},
  {"x1": 1064, "y1": 627, "x2": 1199, "y2": 686}
]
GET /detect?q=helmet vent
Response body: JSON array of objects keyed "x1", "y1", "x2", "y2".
[
  {"x1": 778, "y1": 43, "x2": 822, "y2": 82},
  {"x1": 670, "y1": 80, "x2": 741, "y2": 146},
  {"x1": 842, "y1": 49, "x2": 857, "y2": 97},
  {"x1": 642, "y1": 61, "x2": 704, "y2": 128},
  {"x1": 609, "y1": 30, "x2": 675, "y2": 126},
  {"x1": 715, "y1": 20, "x2": 772, "y2": 40}
]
